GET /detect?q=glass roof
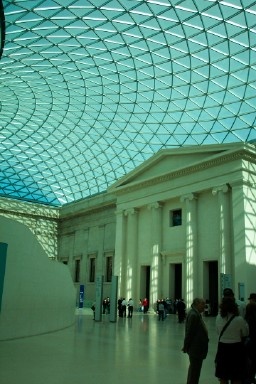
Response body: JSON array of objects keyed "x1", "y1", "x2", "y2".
[{"x1": 1, "y1": 0, "x2": 256, "y2": 206}]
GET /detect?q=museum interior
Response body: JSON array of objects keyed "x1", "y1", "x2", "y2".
[{"x1": 0, "y1": 1, "x2": 256, "y2": 383}]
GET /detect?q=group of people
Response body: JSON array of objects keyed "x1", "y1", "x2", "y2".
[
  {"x1": 117, "y1": 297, "x2": 134, "y2": 318},
  {"x1": 182, "y1": 289, "x2": 256, "y2": 384},
  {"x1": 92, "y1": 297, "x2": 148, "y2": 318},
  {"x1": 156, "y1": 298, "x2": 186, "y2": 322}
]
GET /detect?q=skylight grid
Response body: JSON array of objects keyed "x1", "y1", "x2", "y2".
[{"x1": 0, "y1": 0, "x2": 255, "y2": 206}]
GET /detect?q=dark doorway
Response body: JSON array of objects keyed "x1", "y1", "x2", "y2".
[
  {"x1": 140, "y1": 265, "x2": 150, "y2": 303},
  {"x1": 208, "y1": 261, "x2": 218, "y2": 316},
  {"x1": 174, "y1": 263, "x2": 182, "y2": 299},
  {"x1": 169, "y1": 263, "x2": 182, "y2": 300}
]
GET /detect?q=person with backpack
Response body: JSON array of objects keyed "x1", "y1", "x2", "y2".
[{"x1": 215, "y1": 297, "x2": 249, "y2": 384}]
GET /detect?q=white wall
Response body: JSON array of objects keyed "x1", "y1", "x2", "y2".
[
  {"x1": 58, "y1": 195, "x2": 116, "y2": 303},
  {"x1": 0, "y1": 216, "x2": 76, "y2": 340}
]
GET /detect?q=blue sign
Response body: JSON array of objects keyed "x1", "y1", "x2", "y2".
[{"x1": 79, "y1": 285, "x2": 85, "y2": 308}]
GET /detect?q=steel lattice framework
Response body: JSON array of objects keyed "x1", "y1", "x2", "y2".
[{"x1": 0, "y1": 0, "x2": 256, "y2": 206}]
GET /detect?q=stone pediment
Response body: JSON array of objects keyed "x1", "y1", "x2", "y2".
[{"x1": 109, "y1": 142, "x2": 253, "y2": 192}]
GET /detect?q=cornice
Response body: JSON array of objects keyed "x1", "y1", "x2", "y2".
[
  {"x1": 59, "y1": 201, "x2": 116, "y2": 222},
  {"x1": 114, "y1": 148, "x2": 256, "y2": 196}
]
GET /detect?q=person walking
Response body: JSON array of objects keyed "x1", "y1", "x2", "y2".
[
  {"x1": 157, "y1": 299, "x2": 165, "y2": 321},
  {"x1": 215, "y1": 297, "x2": 249, "y2": 384},
  {"x1": 127, "y1": 298, "x2": 134, "y2": 318},
  {"x1": 142, "y1": 298, "x2": 149, "y2": 313},
  {"x1": 91, "y1": 302, "x2": 95, "y2": 320},
  {"x1": 177, "y1": 298, "x2": 186, "y2": 323},
  {"x1": 121, "y1": 298, "x2": 127, "y2": 317},
  {"x1": 118, "y1": 297, "x2": 123, "y2": 317},
  {"x1": 182, "y1": 298, "x2": 209, "y2": 384}
]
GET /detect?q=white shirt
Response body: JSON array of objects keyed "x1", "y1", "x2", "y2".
[{"x1": 216, "y1": 313, "x2": 248, "y2": 343}]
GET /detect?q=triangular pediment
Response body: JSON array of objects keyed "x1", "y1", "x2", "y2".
[{"x1": 109, "y1": 142, "x2": 250, "y2": 192}]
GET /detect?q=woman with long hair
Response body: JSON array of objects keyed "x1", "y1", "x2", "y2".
[{"x1": 215, "y1": 297, "x2": 249, "y2": 384}]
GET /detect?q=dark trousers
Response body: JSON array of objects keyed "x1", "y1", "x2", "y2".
[
  {"x1": 187, "y1": 355, "x2": 203, "y2": 384},
  {"x1": 158, "y1": 310, "x2": 164, "y2": 321},
  {"x1": 122, "y1": 305, "x2": 126, "y2": 317}
]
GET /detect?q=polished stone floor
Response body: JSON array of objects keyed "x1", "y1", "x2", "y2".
[{"x1": 0, "y1": 309, "x2": 218, "y2": 384}]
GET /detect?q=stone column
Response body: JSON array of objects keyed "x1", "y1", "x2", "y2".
[
  {"x1": 180, "y1": 193, "x2": 198, "y2": 307},
  {"x1": 148, "y1": 202, "x2": 163, "y2": 306},
  {"x1": 212, "y1": 184, "x2": 231, "y2": 275},
  {"x1": 124, "y1": 208, "x2": 139, "y2": 302},
  {"x1": 230, "y1": 180, "x2": 255, "y2": 296},
  {"x1": 114, "y1": 210, "x2": 127, "y2": 298},
  {"x1": 67, "y1": 232, "x2": 75, "y2": 278},
  {"x1": 80, "y1": 228, "x2": 89, "y2": 287},
  {"x1": 97, "y1": 224, "x2": 105, "y2": 275}
]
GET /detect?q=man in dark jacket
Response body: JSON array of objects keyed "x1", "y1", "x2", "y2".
[
  {"x1": 177, "y1": 298, "x2": 186, "y2": 323},
  {"x1": 182, "y1": 298, "x2": 209, "y2": 384}
]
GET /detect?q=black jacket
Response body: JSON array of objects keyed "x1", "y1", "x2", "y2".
[{"x1": 183, "y1": 306, "x2": 209, "y2": 359}]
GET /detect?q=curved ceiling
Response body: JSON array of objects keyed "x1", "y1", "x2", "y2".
[{"x1": 1, "y1": 0, "x2": 256, "y2": 206}]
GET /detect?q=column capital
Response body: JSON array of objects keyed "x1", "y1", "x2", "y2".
[
  {"x1": 180, "y1": 193, "x2": 197, "y2": 203},
  {"x1": 124, "y1": 208, "x2": 139, "y2": 216},
  {"x1": 115, "y1": 209, "x2": 124, "y2": 217},
  {"x1": 212, "y1": 184, "x2": 229, "y2": 196},
  {"x1": 147, "y1": 202, "x2": 163, "y2": 210}
]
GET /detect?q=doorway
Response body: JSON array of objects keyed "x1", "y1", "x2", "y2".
[
  {"x1": 140, "y1": 265, "x2": 150, "y2": 303},
  {"x1": 169, "y1": 263, "x2": 182, "y2": 299},
  {"x1": 204, "y1": 261, "x2": 218, "y2": 316}
]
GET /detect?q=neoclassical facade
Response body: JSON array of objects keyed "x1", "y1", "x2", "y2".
[
  {"x1": 56, "y1": 142, "x2": 256, "y2": 312},
  {"x1": 1, "y1": 142, "x2": 256, "y2": 314},
  {"x1": 108, "y1": 142, "x2": 256, "y2": 312}
]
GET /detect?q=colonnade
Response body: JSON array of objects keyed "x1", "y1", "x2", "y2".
[
  {"x1": 114, "y1": 203, "x2": 164, "y2": 305},
  {"x1": 114, "y1": 184, "x2": 237, "y2": 308}
]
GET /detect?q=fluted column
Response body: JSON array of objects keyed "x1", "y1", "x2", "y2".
[
  {"x1": 114, "y1": 210, "x2": 127, "y2": 297},
  {"x1": 180, "y1": 193, "x2": 198, "y2": 307},
  {"x1": 148, "y1": 202, "x2": 163, "y2": 306},
  {"x1": 80, "y1": 228, "x2": 89, "y2": 286},
  {"x1": 124, "y1": 208, "x2": 139, "y2": 302},
  {"x1": 212, "y1": 184, "x2": 231, "y2": 275},
  {"x1": 97, "y1": 224, "x2": 105, "y2": 275},
  {"x1": 229, "y1": 180, "x2": 255, "y2": 296}
]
